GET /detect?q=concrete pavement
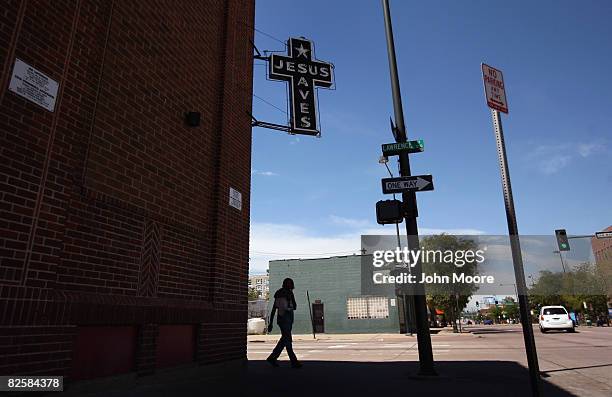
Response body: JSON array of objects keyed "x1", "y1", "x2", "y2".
[
  {"x1": 55, "y1": 324, "x2": 611, "y2": 396},
  {"x1": 247, "y1": 324, "x2": 612, "y2": 396}
]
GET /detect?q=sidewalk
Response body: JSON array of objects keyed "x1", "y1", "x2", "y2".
[
  {"x1": 60, "y1": 360, "x2": 576, "y2": 397},
  {"x1": 240, "y1": 360, "x2": 575, "y2": 397}
]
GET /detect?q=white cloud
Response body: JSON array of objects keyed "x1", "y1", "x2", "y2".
[
  {"x1": 329, "y1": 215, "x2": 370, "y2": 228},
  {"x1": 251, "y1": 169, "x2": 278, "y2": 176},
  {"x1": 420, "y1": 228, "x2": 487, "y2": 235},
  {"x1": 577, "y1": 143, "x2": 605, "y2": 158},
  {"x1": 249, "y1": 221, "x2": 486, "y2": 274},
  {"x1": 526, "y1": 141, "x2": 606, "y2": 175},
  {"x1": 539, "y1": 154, "x2": 572, "y2": 175},
  {"x1": 249, "y1": 222, "x2": 361, "y2": 274},
  {"x1": 360, "y1": 226, "x2": 486, "y2": 236}
]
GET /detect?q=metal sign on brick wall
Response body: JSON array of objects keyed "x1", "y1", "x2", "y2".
[
  {"x1": 229, "y1": 187, "x2": 242, "y2": 211},
  {"x1": 595, "y1": 231, "x2": 612, "y2": 239},
  {"x1": 268, "y1": 37, "x2": 334, "y2": 136},
  {"x1": 482, "y1": 63, "x2": 508, "y2": 114},
  {"x1": 8, "y1": 58, "x2": 59, "y2": 112}
]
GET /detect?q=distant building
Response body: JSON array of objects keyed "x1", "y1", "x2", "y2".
[
  {"x1": 268, "y1": 255, "x2": 403, "y2": 334},
  {"x1": 476, "y1": 297, "x2": 517, "y2": 323},
  {"x1": 591, "y1": 225, "x2": 612, "y2": 308},
  {"x1": 249, "y1": 274, "x2": 270, "y2": 298},
  {"x1": 248, "y1": 299, "x2": 268, "y2": 319},
  {"x1": 592, "y1": 225, "x2": 612, "y2": 264}
]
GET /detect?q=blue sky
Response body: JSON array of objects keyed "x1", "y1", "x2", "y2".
[{"x1": 249, "y1": 1, "x2": 612, "y2": 273}]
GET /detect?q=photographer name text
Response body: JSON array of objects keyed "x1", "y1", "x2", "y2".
[{"x1": 373, "y1": 272, "x2": 495, "y2": 285}]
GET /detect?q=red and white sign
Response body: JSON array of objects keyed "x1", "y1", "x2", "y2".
[{"x1": 482, "y1": 63, "x2": 508, "y2": 114}]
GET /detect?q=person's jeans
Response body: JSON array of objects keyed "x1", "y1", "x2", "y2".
[{"x1": 268, "y1": 317, "x2": 298, "y2": 363}]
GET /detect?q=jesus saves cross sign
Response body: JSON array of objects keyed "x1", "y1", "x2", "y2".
[{"x1": 269, "y1": 37, "x2": 334, "y2": 136}]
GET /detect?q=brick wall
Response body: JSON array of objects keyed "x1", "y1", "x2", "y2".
[{"x1": 0, "y1": 0, "x2": 253, "y2": 379}]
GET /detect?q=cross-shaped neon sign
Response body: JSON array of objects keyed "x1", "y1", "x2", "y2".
[{"x1": 268, "y1": 37, "x2": 334, "y2": 136}]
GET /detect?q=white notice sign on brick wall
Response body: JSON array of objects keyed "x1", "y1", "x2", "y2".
[
  {"x1": 8, "y1": 58, "x2": 59, "y2": 112},
  {"x1": 229, "y1": 187, "x2": 242, "y2": 211}
]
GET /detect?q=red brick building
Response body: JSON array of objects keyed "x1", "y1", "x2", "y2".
[
  {"x1": 591, "y1": 226, "x2": 612, "y2": 308},
  {"x1": 0, "y1": 0, "x2": 254, "y2": 382}
]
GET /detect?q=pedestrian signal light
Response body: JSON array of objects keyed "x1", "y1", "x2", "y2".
[{"x1": 376, "y1": 200, "x2": 403, "y2": 225}]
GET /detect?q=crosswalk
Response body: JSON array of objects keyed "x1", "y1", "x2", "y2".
[{"x1": 247, "y1": 340, "x2": 453, "y2": 361}]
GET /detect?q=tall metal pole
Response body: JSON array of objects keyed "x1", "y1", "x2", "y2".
[
  {"x1": 381, "y1": 0, "x2": 435, "y2": 375},
  {"x1": 554, "y1": 250, "x2": 566, "y2": 273},
  {"x1": 388, "y1": 175, "x2": 415, "y2": 336},
  {"x1": 306, "y1": 290, "x2": 316, "y2": 340},
  {"x1": 384, "y1": 157, "x2": 415, "y2": 336},
  {"x1": 490, "y1": 109, "x2": 541, "y2": 396}
]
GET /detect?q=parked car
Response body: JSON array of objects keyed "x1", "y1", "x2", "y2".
[
  {"x1": 483, "y1": 319, "x2": 493, "y2": 325},
  {"x1": 539, "y1": 306, "x2": 574, "y2": 333}
]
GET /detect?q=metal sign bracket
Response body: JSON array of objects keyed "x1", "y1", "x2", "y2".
[{"x1": 248, "y1": 112, "x2": 320, "y2": 137}]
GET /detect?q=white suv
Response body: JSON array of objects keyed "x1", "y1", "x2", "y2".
[{"x1": 539, "y1": 306, "x2": 574, "y2": 333}]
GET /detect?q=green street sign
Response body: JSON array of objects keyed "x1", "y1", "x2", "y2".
[{"x1": 381, "y1": 140, "x2": 424, "y2": 156}]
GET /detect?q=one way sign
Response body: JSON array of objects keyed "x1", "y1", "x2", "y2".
[{"x1": 382, "y1": 175, "x2": 434, "y2": 194}]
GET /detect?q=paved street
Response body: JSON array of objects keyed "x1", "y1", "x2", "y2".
[{"x1": 247, "y1": 325, "x2": 612, "y2": 396}]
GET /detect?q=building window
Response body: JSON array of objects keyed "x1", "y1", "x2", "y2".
[
  {"x1": 347, "y1": 297, "x2": 389, "y2": 319},
  {"x1": 368, "y1": 296, "x2": 390, "y2": 319}
]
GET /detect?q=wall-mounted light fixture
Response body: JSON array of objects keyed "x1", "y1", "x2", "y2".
[{"x1": 185, "y1": 111, "x2": 201, "y2": 127}]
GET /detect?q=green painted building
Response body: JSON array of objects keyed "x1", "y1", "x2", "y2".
[{"x1": 268, "y1": 255, "x2": 403, "y2": 334}]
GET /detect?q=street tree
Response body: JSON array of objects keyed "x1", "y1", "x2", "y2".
[
  {"x1": 528, "y1": 263, "x2": 608, "y2": 321},
  {"x1": 421, "y1": 234, "x2": 482, "y2": 332},
  {"x1": 248, "y1": 287, "x2": 260, "y2": 301}
]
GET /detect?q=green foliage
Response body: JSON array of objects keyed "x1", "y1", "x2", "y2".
[
  {"x1": 528, "y1": 263, "x2": 608, "y2": 316},
  {"x1": 422, "y1": 234, "x2": 481, "y2": 331},
  {"x1": 248, "y1": 287, "x2": 260, "y2": 301},
  {"x1": 503, "y1": 296, "x2": 515, "y2": 303},
  {"x1": 504, "y1": 302, "x2": 519, "y2": 320},
  {"x1": 488, "y1": 305, "x2": 503, "y2": 322}
]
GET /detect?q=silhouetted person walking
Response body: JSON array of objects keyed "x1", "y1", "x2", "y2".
[{"x1": 267, "y1": 278, "x2": 302, "y2": 368}]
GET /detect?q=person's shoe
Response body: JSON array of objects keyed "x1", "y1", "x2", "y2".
[
  {"x1": 291, "y1": 361, "x2": 303, "y2": 368},
  {"x1": 266, "y1": 357, "x2": 279, "y2": 367}
]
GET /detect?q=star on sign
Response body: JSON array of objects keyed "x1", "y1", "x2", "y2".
[{"x1": 294, "y1": 43, "x2": 309, "y2": 58}]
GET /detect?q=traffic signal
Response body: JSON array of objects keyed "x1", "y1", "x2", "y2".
[
  {"x1": 555, "y1": 229, "x2": 570, "y2": 251},
  {"x1": 376, "y1": 200, "x2": 403, "y2": 225}
]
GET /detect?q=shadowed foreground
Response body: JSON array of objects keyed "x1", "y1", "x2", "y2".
[
  {"x1": 64, "y1": 360, "x2": 579, "y2": 396},
  {"x1": 241, "y1": 360, "x2": 576, "y2": 397}
]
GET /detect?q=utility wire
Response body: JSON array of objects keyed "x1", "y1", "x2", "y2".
[
  {"x1": 254, "y1": 27, "x2": 287, "y2": 46},
  {"x1": 253, "y1": 94, "x2": 288, "y2": 115},
  {"x1": 250, "y1": 250, "x2": 360, "y2": 256}
]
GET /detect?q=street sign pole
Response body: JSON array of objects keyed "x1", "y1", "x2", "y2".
[
  {"x1": 490, "y1": 108, "x2": 541, "y2": 396},
  {"x1": 382, "y1": 0, "x2": 435, "y2": 376}
]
